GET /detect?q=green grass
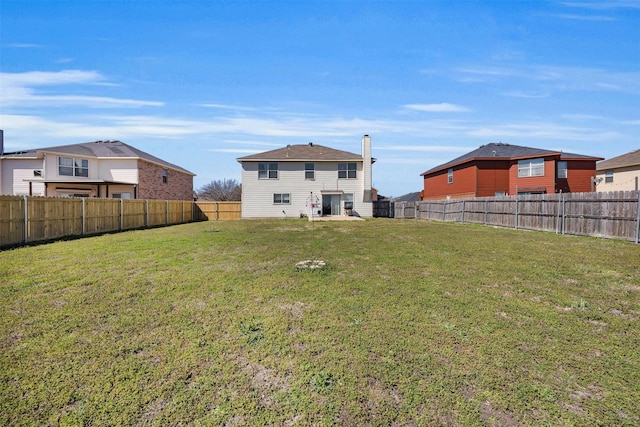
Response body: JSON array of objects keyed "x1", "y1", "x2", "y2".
[{"x1": 1, "y1": 219, "x2": 639, "y2": 426}]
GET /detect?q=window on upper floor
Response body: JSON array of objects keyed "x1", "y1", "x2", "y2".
[
  {"x1": 338, "y1": 162, "x2": 357, "y2": 179},
  {"x1": 59, "y1": 157, "x2": 89, "y2": 177},
  {"x1": 305, "y1": 163, "x2": 315, "y2": 180},
  {"x1": 162, "y1": 169, "x2": 168, "y2": 183},
  {"x1": 447, "y1": 168, "x2": 453, "y2": 184},
  {"x1": 259, "y1": 162, "x2": 278, "y2": 179},
  {"x1": 558, "y1": 161, "x2": 568, "y2": 179},
  {"x1": 518, "y1": 158, "x2": 544, "y2": 178},
  {"x1": 605, "y1": 170, "x2": 614, "y2": 183}
]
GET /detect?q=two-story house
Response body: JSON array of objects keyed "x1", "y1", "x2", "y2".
[
  {"x1": 0, "y1": 138, "x2": 195, "y2": 200},
  {"x1": 237, "y1": 135, "x2": 374, "y2": 218},
  {"x1": 420, "y1": 143, "x2": 602, "y2": 200}
]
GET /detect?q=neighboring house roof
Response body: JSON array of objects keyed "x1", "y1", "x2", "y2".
[
  {"x1": 596, "y1": 149, "x2": 640, "y2": 171},
  {"x1": 421, "y1": 143, "x2": 602, "y2": 176},
  {"x1": 1, "y1": 140, "x2": 195, "y2": 175},
  {"x1": 237, "y1": 143, "x2": 363, "y2": 162},
  {"x1": 393, "y1": 192, "x2": 421, "y2": 202}
]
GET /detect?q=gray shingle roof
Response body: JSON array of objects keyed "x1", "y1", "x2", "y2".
[
  {"x1": 421, "y1": 143, "x2": 601, "y2": 176},
  {"x1": 596, "y1": 149, "x2": 640, "y2": 170},
  {"x1": 237, "y1": 143, "x2": 362, "y2": 162},
  {"x1": 2, "y1": 140, "x2": 195, "y2": 175}
]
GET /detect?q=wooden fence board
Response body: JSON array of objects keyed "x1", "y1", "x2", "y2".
[
  {"x1": 0, "y1": 196, "x2": 25, "y2": 246},
  {"x1": 398, "y1": 191, "x2": 639, "y2": 243},
  {"x1": 0, "y1": 196, "x2": 209, "y2": 248},
  {"x1": 194, "y1": 201, "x2": 241, "y2": 220}
]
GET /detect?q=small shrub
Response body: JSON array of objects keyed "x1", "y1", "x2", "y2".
[
  {"x1": 310, "y1": 370, "x2": 335, "y2": 393},
  {"x1": 239, "y1": 320, "x2": 264, "y2": 345}
]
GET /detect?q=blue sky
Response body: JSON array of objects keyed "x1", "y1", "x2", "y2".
[{"x1": 1, "y1": 1, "x2": 639, "y2": 197}]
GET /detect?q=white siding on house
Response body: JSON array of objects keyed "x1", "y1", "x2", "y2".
[
  {"x1": 98, "y1": 159, "x2": 138, "y2": 183},
  {"x1": 241, "y1": 160, "x2": 372, "y2": 218},
  {"x1": 0, "y1": 159, "x2": 45, "y2": 195}
]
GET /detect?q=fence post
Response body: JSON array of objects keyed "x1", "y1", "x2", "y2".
[
  {"x1": 182, "y1": 201, "x2": 185, "y2": 224},
  {"x1": 561, "y1": 194, "x2": 566, "y2": 235},
  {"x1": 635, "y1": 192, "x2": 640, "y2": 244},
  {"x1": 461, "y1": 200, "x2": 465, "y2": 224},
  {"x1": 216, "y1": 202, "x2": 220, "y2": 221},
  {"x1": 442, "y1": 202, "x2": 446, "y2": 222},
  {"x1": 556, "y1": 194, "x2": 562, "y2": 234},
  {"x1": 484, "y1": 199, "x2": 488, "y2": 225},
  {"x1": 82, "y1": 197, "x2": 86, "y2": 236},
  {"x1": 120, "y1": 199, "x2": 124, "y2": 231},
  {"x1": 145, "y1": 199, "x2": 149, "y2": 227},
  {"x1": 23, "y1": 195, "x2": 28, "y2": 244},
  {"x1": 515, "y1": 196, "x2": 519, "y2": 230},
  {"x1": 166, "y1": 200, "x2": 169, "y2": 225}
]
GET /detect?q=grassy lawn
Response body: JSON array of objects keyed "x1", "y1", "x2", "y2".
[{"x1": 1, "y1": 219, "x2": 639, "y2": 426}]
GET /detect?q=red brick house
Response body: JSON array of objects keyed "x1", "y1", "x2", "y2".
[{"x1": 420, "y1": 143, "x2": 602, "y2": 201}]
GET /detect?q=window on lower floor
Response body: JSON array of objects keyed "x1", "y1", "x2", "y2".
[
  {"x1": 518, "y1": 158, "x2": 544, "y2": 177},
  {"x1": 344, "y1": 193, "x2": 354, "y2": 210},
  {"x1": 112, "y1": 193, "x2": 131, "y2": 199},
  {"x1": 273, "y1": 193, "x2": 290, "y2": 204},
  {"x1": 605, "y1": 170, "x2": 613, "y2": 183}
]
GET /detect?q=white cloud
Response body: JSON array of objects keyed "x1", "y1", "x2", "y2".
[
  {"x1": 0, "y1": 70, "x2": 163, "y2": 109},
  {"x1": 550, "y1": 13, "x2": 616, "y2": 21},
  {"x1": 560, "y1": 1, "x2": 640, "y2": 10},
  {"x1": 404, "y1": 103, "x2": 471, "y2": 113},
  {"x1": 456, "y1": 65, "x2": 640, "y2": 94},
  {"x1": 1, "y1": 70, "x2": 105, "y2": 86},
  {"x1": 375, "y1": 145, "x2": 472, "y2": 152},
  {"x1": 500, "y1": 90, "x2": 550, "y2": 99},
  {"x1": 208, "y1": 148, "x2": 262, "y2": 154},
  {"x1": 467, "y1": 122, "x2": 623, "y2": 141},
  {"x1": 7, "y1": 43, "x2": 43, "y2": 48}
]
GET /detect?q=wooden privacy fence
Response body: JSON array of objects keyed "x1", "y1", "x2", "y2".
[
  {"x1": 394, "y1": 191, "x2": 640, "y2": 243},
  {"x1": 194, "y1": 201, "x2": 242, "y2": 221},
  {"x1": 0, "y1": 196, "x2": 242, "y2": 247}
]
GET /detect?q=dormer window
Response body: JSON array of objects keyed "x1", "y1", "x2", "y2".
[{"x1": 59, "y1": 157, "x2": 88, "y2": 177}]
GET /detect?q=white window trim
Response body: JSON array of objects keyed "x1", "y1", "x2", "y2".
[
  {"x1": 273, "y1": 193, "x2": 290, "y2": 204},
  {"x1": 305, "y1": 163, "x2": 315, "y2": 180},
  {"x1": 59, "y1": 156, "x2": 89, "y2": 177},
  {"x1": 518, "y1": 158, "x2": 545, "y2": 178},
  {"x1": 259, "y1": 162, "x2": 279, "y2": 180},
  {"x1": 338, "y1": 162, "x2": 357, "y2": 179},
  {"x1": 605, "y1": 170, "x2": 613, "y2": 183},
  {"x1": 558, "y1": 161, "x2": 568, "y2": 179}
]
